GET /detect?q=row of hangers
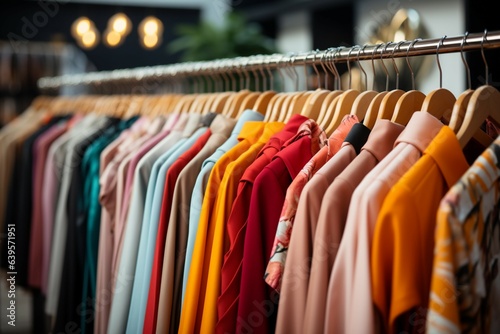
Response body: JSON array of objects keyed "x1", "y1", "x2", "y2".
[{"x1": 31, "y1": 30, "x2": 500, "y2": 150}]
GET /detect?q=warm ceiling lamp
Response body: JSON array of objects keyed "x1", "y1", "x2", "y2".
[
  {"x1": 104, "y1": 29, "x2": 123, "y2": 48},
  {"x1": 141, "y1": 34, "x2": 161, "y2": 49},
  {"x1": 78, "y1": 26, "x2": 99, "y2": 49},
  {"x1": 139, "y1": 16, "x2": 163, "y2": 37},
  {"x1": 139, "y1": 16, "x2": 163, "y2": 50},
  {"x1": 108, "y1": 13, "x2": 132, "y2": 36},
  {"x1": 71, "y1": 16, "x2": 95, "y2": 39}
]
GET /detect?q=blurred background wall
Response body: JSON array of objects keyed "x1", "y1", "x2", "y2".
[{"x1": 2, "y1": 1, "x2": 500, "y2": 333}]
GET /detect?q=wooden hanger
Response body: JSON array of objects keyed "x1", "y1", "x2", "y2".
[
  {"x1": 237, "y1": 91, "x2": 260, "y2": 117},
  {"x1": 299, "y1": 54, "x2": 332, "y2": 122},
  {"x1": 351, "y1": 91, "x2": 378, "y2": 122},
  {"x1": 456, "y1": 30, "x2": 500, "y2": 148},
  {"x1": 201, "y1": 74, "x2": 223, "y2": 114},
  {"x1": 362, "y1": 43, "x2": 389, "y2": 129},
  {"x1": 386, "y1": 40, "x2": 425, "y2": 125},
  {"x1": 325, "y1": 89, "x2": 360, "y2": 136},
  {"x1": 317, "y1": 90, "x2": 343, "y2": 127},
  {"x1": 287, "y1": 91, "x2": 313, "y2": 121},
  {"x1": 449, "y1": 89, "x2": 473, "y2": 132},
  {"x1": 152, "y1": 94, "x2": 170, "y2": 117},
  {"x1": 301, "y1": 88, "x2": 330, "y2": 122},
  {"x1": 225, "y1": 89, "x2": 252, "y2": 118},
  {"x1": 220, "y1": 73, "x2": 239, "y2": 116},
  {"x1": 456, "y1": 85, "x2": 500, "y2": 148},
  {"x1": 319, "y1": 93, "x2": 342, "y2": 131},
  {"x1": 180, "y1": 94, "x2": 195, "y2": 114},
  {"x1": 263, "y1": 92, "x2": 285, "y2": 122},
  {"x1": 363, "y1": 92, "x2": 388, "y2": 129},
  {"x1": 349, "y1": 45, "x2": 378, "y2": 121},
  {"x1": 376, "y1": 42, "x2": 406, "y2": 121},
  {"x1": 161, "y1": 94, "x2": 180, "y2": 116},
  {"x1": 420, "y1": 36, "x2": 456, "y2": 122},
  {"x1": 210, "y1": 91, "x2": 233, "y2": 113},
  {"x1": 188, "y1": 93, "x2": 207, "y2": 114},
  {"x1": 391, "y1": 90, "x2": 425, "y2": 125},
  {"x1": 317, "y1": 46, "x2": 346, "y2": 128},
  {"x1": 276, "y1": 91, "x2": 296, "y2": 122},
  {"x1": 253, "y1": 90, "x2": 277, "y2": 117},
  {"x1": 253, "y1": 61, "x2": 280, "y2": 118},
  {"x1": 278, "y1": 58, "x2": 309, "y2": 122},
  {"x1": 171, "y1": 94, "x2": 190, "y2": 115}
]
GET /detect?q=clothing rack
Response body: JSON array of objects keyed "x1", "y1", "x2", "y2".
[{"x1": 37, "y1": 30, "x2": 500, "y2": 91}]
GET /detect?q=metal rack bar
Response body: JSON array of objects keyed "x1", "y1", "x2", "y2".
[{"x1": 37, "y1": 30, "x2": 500, "y2": 90}]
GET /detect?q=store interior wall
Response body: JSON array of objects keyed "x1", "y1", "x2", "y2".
[{"x1": 356, "y1": 0, "x2": 466, "y2": 97}]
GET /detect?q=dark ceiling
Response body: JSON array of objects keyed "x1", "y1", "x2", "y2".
[{"x1": 1, "y1": 0, "x2": 200, "y2": 71}]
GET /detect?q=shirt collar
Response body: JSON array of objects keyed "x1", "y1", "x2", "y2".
[
  {"x1": 452, "y1": 136, "x2": 500, "y2": 221},
  {"x1": 282, "y1": 118, "x2": 327, "y2": 151},
  {"x1": 237, "y1": 121, "x2": 265, "y2": 142},
  {"x1": 394, "y1": 111, "x2": 443, "y2": 152},
  {"x1": 276, "y1": 119, "x2": 327, "y2": 179},
  {"x1": 182, "y1": 113, "x2": 202, "y2": 137},
  {"x1": 209, "y1": 114, "x2": 236, "y2": 136},
  {"x1": 362, "y1": 119, "x2": 405, "y2": 161},
  {"x1": 257, "y1": 122, "x2": 285, "y2": 145},
  {"x1": 162, "y1": 112, "x2": 180, "y2": 131},
  {"x1": 425, "y1": 125, "x2": 469, "y2": 188},
  {"x1": 172, "y1": 113, "x2": 189, "y2": 132},
  {"x1": 231, "y1": 109, "x2": 265, "y2": 135}
]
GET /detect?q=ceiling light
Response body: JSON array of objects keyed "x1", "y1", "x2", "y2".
[
  {"x1": 141, "y1": 34, "x2": 160, "y2": 49},
  {"x1": 104, "y1": 29, "x2": 122, "y2": 47},
  {"x1": 139, "y1": 16, "x2": 163, "y2": 37},
  {"x1": 71, "y1": 17, "x2": 95, "y2": 39},
  {"x1": 78, "y1": 26, "x2": 99, "y2": 49},
  {"x1": 108, "y1": 13, "x2": 132, "y2": 36}
]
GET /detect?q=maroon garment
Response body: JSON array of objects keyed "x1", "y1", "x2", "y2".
[
  {"x1": 215, "y1": 115, "x2": 308, "y2": 334},
  {"x1": 143, "y1": 128, "x2": 212, "y2": 334},
  {"x1": 236, "y1": 120, "x2": 325, "y2": 334},
  {"x1": 28, "y1": 121, "x2": 68, "y2": 288}
]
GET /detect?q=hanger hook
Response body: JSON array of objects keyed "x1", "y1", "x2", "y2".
[
  {"x1": 371, "y1": 43, "x2": 382, "y2": 90},
  {"x1": 319, "y1": 50, "x2": 330, "y2": 90},
  {"x1": 336, "y1": 47, "x2": 344, "y2": 90},
  {"x1": 392, "y1": 41, "x2": 405, "y2": 89},
  {"x1": 406, "y1": 38, "x2": 421, "y2": 90},
  {"x1": 461, "y1": 31, "x2": 471, "y2": 90},
  {"x1": 227, "y1": 59, "x2": 237, "y2": 91},
  {"x1": 326, "y1": 47, "x2": 340, "y2": 90},
  {"x1": 347, "y1": 46, "x2": 357, "y2": 90},
  {"x1": 436, "y1": 35, "x2": 446, "y2": 88},
  {"x1": 235, "y1": 57, "x2": 244, "y2": 91},
  {"x1": 265, "y1": 56, "x2": 274, "y2": 91},
  {"x1": 290, "y1": 53, "x2": 300, "y2": 92},
  {"x1": 357, "y1": 44, "x2": 368, "y2": 91},
  {"x1": 380, "y1": 41, "x2": 391, "y2": 91},
  {"x1": 311, "y1": 50, "x2": 321, "y2": 89},
  {"x1": 276, "y1": 54, "x2": 286, "y2": 92},
  {"x1": 481, "y1": 28, "x2": 489, "y2": 85},
  {"x1": 258, "y1": 56, "x2": 268, "y2": 91}
]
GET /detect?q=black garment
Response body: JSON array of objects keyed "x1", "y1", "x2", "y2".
[
  {"x1": 53, "y1": 117, "x2": 119, "y2": 334},
  {"x1": 1, "y1": 116, "x2": 67, "y2": 284},
  {"x1": 1, "y1": 116, "x2": 68, "y2": 334},
  {"x1": 343, "y1": 122, "x2": 371, "y2": 154}
]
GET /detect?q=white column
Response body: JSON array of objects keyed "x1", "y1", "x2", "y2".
[{"x1": 276, "y1": 11, "x2": 313, "y2": 92}]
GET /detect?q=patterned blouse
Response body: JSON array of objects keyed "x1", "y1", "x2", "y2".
[
  {"x1": 427, "y1": 135, "x2": 500, "y2": 334},
  {"x1": 264, "y1": 115, "x2": 358, "y2": 292}
]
